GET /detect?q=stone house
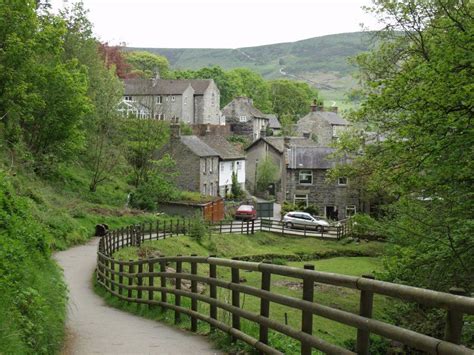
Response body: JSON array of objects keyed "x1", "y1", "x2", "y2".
[
  {"x1": 222, "y1": 97, "x2": 269, "y2": 141},
  {"x1": 266, "y1": 114, "x2": 281, "y2": 135},
  {"x1": 120, "y1": 78, "x2": 223, "y2": 125},
  {"x1": 286, "y1": 146, "x2": 359, "y2": 220},
  {"x1": 157, "y1": 126, "x2": 220, "y2": 196},
  {"x1": 245, "y1": 136, "x2": 316, "y2": 201},
  {"x1": 296, "y1": 103, "x2": 350, "y2": 146},
  {"x1": 245, "y1": 136, "x2": 359, "y2": 219},
  {"x1": 199, "y1": 135, "x2": 246, "y2": 197}
]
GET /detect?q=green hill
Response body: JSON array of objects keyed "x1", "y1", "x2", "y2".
[{"x1": 129, "y1": 32, "x2": 376, "y2": 106}]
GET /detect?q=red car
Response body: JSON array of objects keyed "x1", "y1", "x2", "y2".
[{"x1": 235, "y1": 205, "x2": 257, "y2": 220}]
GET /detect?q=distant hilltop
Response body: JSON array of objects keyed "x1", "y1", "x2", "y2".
[{"x1": 127, "y1": 32, "x2": 377, "y2": 103}]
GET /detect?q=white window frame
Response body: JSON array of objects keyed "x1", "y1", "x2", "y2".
[
  {"x1": 166, "y1": 96, "x2": 169, "y2": 102},
  {"x1": 171, "y1": 95, "x2": 175, "y2": 102},
  {"x1": 239, "y1": 115, "x2": 247, "y2": 122},
  {"x1": 294, "y1": 194, "x2": 308, "y2": 207},
  {"x1": 346, "y1": 205, "x2": 356, "y2": 216},
  {"x1": 184, "y1": 96, "x2": 187, "y2": 105},
  {"x1": 236, "y1": 161, "x2": 242, "y2": 170},
  {"x1": 203, "y1": 183, "x2": 207, "y2": 195},
  {"x1": 299, "y1": 170, "x2": 313, "y2": 185},
  {"x1": 338, "y1": 177, "x2": 348, "y2": 186},
  {"x1": 156, "y1": 96, "x2": 162, "y2": 104},
  {"x1": 124, "y1": 96, "x2": 132, "y2": 101},
  {"x1": 209, "y1": 158, "x2": 213, "y2": 173}
]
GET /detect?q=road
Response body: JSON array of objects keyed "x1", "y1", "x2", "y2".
[{"x1": 55, "y1": 238, "x2": 218, "y2": 355}]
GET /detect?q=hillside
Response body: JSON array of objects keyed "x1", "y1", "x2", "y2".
[{"x1": 129, "y1": 32, "x2": 376, "y2": 105}]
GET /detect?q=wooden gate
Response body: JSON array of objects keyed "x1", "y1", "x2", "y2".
[{"x1": 202, "y1": 198, "x2": 224, "y2": 222}]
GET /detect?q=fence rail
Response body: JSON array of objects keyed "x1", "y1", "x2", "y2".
[{"x1": 96, "y1": 221, "x2": 474, "y2": 354}]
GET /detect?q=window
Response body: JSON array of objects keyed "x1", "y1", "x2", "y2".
[
  {"x1": 171, "y1": 96, "x2": 175, "y2": 102},
  {"x1": 346, "y1": 205, "x2": 356, "y2": 217},
  {"x1": 338, "y1": 177, "x2": 348, "y2": 186},
  {"x1": 211, "y1": 93, "x2": 215, "y2": 107},
  {"x1": 184, "y1": 96, "x2": 187, "y2": 105},
  {"x1": 156, "y1": 96, "x2": 162, "y2": 104},
  {"x1": 203, "y1": 159, "x2": 207, "y2": 174},
  {"x1": 299, "y1": 170, "x2": 313, "y2": 185},
  {"x1": 210, "y1": 183, "x2": 214, "y2": 196},
  {"x1": 294, "y1": 194, "x2": 308, "y2": 207},
  {"x1": 236, "y1": 161, "x2": 242, "y2": 170},
  {"x1": 203, "y1": 184, "x2": 207, "y2": 195},
  {"x1": 220, "y1": 163, "x2": 224, "y2": 172},
  {"x1": 124, "y1": 96, "x2": 132, "y2": 101},
  {"x1": 166, "y1": 96, "x2": 169, "y2": 102},
  {"x1": 239, "y1": 116, "x2": 247, "y2": 122}
]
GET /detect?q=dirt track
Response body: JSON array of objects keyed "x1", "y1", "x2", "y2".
[{"x1": 55, "y1": 238, "x2": 218, "y2": 355}]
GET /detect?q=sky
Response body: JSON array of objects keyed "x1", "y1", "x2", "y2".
[{"x1": 51, "y1": 0, "x2": 381, "y2": 48}]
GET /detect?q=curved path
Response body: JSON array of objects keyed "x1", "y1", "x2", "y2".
[{"x1": 55, "y1": 238, "x2": 218, "y2": 355}]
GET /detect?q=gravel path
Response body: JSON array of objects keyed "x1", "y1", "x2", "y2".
[{"x1": 55, "y1": 238, "x2": 218, "y2": 355}]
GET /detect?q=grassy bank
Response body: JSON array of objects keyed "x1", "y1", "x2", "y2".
[{"x1": 102, "y1": 232, "x2": 386, "y2": 353}]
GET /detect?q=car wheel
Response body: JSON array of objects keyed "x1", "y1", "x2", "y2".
[
  {"x1": 285, "y1": 222, "x2": 294, "y2": 229},
  {"x1": 316, "y1": 225, "x2": 323, "y2": 232}
]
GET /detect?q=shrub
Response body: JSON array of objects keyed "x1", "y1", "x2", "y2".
[{"x1": 188, "y1": 213, "x2": 208, "y2": 244}]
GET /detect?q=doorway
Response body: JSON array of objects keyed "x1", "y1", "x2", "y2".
[{"x1": 325, "y1": 206, "x2": 338, "y2": 220}]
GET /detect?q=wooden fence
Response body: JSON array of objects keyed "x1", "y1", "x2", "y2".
[{"x1": 96, "y1": 222, "x2": 474, "y2": 354}]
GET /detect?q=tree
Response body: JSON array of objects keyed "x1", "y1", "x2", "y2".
[
  {"x1": 98, "y1": 43, "x2": 131, "y2": 79},
  {"x1": 256, "y1": 158, "x2": 279, "y2": 194},
  {"x1": 125, "y1": 51, "x2": 171, "y2": 79},
  {"x1": 229, "y1": 68, "x2": 272, "y2": 112},
  {"x1": 230, "y1": 170, "x2": 243, "y2": 198},
  {"x1": 336, "y1": 0, "x2": 474, "y2": 292},
  {"x1": 269, "y1": 79, "x2": 318, "y2": 121}
]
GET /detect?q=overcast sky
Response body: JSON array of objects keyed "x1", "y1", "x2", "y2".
[{"x1": 50, "y1": 0, "x2": 380, "y2": 48}]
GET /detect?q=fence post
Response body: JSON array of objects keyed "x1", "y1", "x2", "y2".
[
  {"x1": 219, "y1": 220, "x2": 222, "y2": 234},
  {"x1": 159, "y1": 256, "x2": 167, "y2": 304},
  {"x1": 170, "y1": 220, "x2": 173, "y2": 237},
  {"x1": 163, "y1": 220, "x2": 167, "y2": 239},
  {"x1": 301, "y1": 264, "x2": 315, "y2": 355},
  {"x1": 191, "y1": 254, "x2": 198, "y2": 332},
  {"x1": 118, "y1": 262, "x2": 124, "y2": 296},
  {"x1": 259, "y1": 261, "x2": 272, "y2": 350},
  {"x1": 110, "y1": 259, "x2": 115, "y2": 292},
  {"x1": 175, "y1": 255, "x2": 182, "y2": 324},
  {"x1": 230, "y1": 220, "x2": 233, "y2": 233},
  {"x1": 252, "y1": 219, "x2": 255, "y2": 234},
  {"x1": 304, "y1": 224, "x2": 307, "y2": 237},
  {"x1": 445, "y1": 287, "x2": 467, "y2": 344},
  {"x1": 156, "y1": 220, "x2": 159, "y2": 240},
  {"x1": 128, "y1": 260, "x2": 134, "y2": 302},
  {"x1": 241, "y1": 220, "x2": 244, "y2": 234},
  {"x1": 137, "y1": 261, "x2": 143, "y2": 301},
  {"x1": 231, "y1": 257, "x2": 241, "y2": 342},
  {"x1": 356, "y1": 274, "x2": 375, "y2": 355},
  {"x1": 148, "y1": 258, "x2": 154, "y2": 308},
  {"x1": 209, "y1": 255, "x2": 217, "y2": 332}
]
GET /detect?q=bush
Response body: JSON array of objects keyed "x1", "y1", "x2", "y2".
[
  {"x1": 188, "y1": 213, "x2": 208, "y2": 244},
  {"x1": 281, "y1": 201, "x2": 320, "y2": 217}
]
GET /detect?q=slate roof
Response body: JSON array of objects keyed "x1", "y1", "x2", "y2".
[
  {"x1": 299, "y1": 111, "x2": 349, "y2": 126},
  {"x1": 124, "y1": 78, "x2": 212, "y2": 96},
  {"x1": 199, "y1": 135, "x2": 245, "y2": 160},
  {"x1": 180, "y1": 136, "x2": 219, "y2": 157},
  {"x1": 266, "y1": 114, "x2": 281, "y2": 129},
  {"x1": 261, "y1": 137, "x2": 317, "y2": 153},
  {"x1": 222, "y1": 97, "x2": 269, "y2": 120},
  {"x1": 288, "y1": 147, "x2": 339, "y2": 170}
]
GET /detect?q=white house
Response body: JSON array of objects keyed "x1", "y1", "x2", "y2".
[{"x1": 199, "y1": 135, "x2": 246, "y2": 196}]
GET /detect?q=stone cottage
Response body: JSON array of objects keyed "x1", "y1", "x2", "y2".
[
  {"x1": 199, "y1": 135, "x2": 246, "y2": 197},
  {"x1": 120, "y1": 77, "x2": 223, "y2": 125},
  {"x1": 221, "y1": 97, "x2": 269, "y2": 141},
  {"x1": 296, "y1": 103, "x2": 350, "y2": 146},
  {"x1": 286, "y1": 146, "x2": 359, "y2": 220},
  {"x1": 157, "y1": 126, "x2": 220, "y2": 196}
]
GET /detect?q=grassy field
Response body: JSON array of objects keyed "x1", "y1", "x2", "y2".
[{"x1": 103, "y1": 233, "x2": 387, "y2": 354}]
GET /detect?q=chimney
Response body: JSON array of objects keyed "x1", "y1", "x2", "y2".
[
  {"x1": 170, "y1": 122, "x2": 180, "y2": 139},
  {"x1": 310, "y1": 99, "x2": 323, "y2": 112},
  {"x1": 205, "y1": 124, "x2": 211, "y2": 135},
  {"x1": 284, "y1": 136, "x2": 291, "y2": 149},
  {"x1": 152, "y1": 69, "x2": 160, "y2": 87}
]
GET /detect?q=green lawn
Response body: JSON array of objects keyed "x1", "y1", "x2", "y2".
[{"x1": 104, "y1": 233, "x2": 387, "y2": 354}]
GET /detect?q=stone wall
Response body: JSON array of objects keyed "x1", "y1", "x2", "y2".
[
  {"x1": 286, "y1": 169, "x2": 360, "y2": 219},
  {"x1": 199, "y1": 156, "x2": 219, "y2": 196}
]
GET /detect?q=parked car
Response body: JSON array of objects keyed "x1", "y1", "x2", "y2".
[
  {"x1": 235, "y1": 205, "x2": 257, "y2": 220},
  {"x1": 282, "y1": 211, "x2": 330, "y2": 231}
]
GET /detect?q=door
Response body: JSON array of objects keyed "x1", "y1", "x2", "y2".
[{"x1": 325, "y1": 206, "x2": 337, "y2": 220}]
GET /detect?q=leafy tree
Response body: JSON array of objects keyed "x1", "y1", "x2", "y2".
[
  {"x1": 122, "y1": 118, "x2": 169, "y2": 187},
  {"x1": 335, "y1": 0, "x2": 474, "y2": 294},
  {"x1": 129, "y1": 154, "x2": 179, "y2": 210},
  {"x1": 230, "y1": 170, "x2": 243, "y2": 198},
  {"x1": 256, "y1": 158, "x2": 279, "y2": 194},
  {"x1": 228, "y1": 68, "x2": 272, "y2": 112},
  {"x1": 125, "y1": 51, "x2": 171, "y2": 79},
  {"x1": 98, "y1": 43, "x2": 131, "y2": 79},
  {"x1": 269, "y1": 79, "x2": 318, "y2": 121}
]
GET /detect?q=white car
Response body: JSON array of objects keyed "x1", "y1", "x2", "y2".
[{"x1": 282, "y1": 212, "x2": 330, "y2": 231}]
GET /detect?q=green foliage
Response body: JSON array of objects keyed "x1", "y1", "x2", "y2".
[
  {"x1": 269, "y1": 79, "x2": 318, "y2": 120},
  {"x1": 256, "y1": 158, "x2": 279, "y2": 194},
  {"x1": 230, "y1": 170, "x2": 243, "y2": 199},
  {"x1": 281, "y1": 201, "x2": 320, "y2": 217},
  {"x1": 188, "y1": 212, "x2": 208, "y2": 243},
  {"x1": 333, "y1": 0, "x2": 474, "y2": 344},
  {"x1": 125, "y1": 50, "x2": 172, "y2": 79},
  {"x1": 130, "y1": 154, "x2": 179, "y2": 211},
  {"x1": 179, "y1": 122, "x2": 193, "y2": 135},
  {"x1": 0, "y1": 172, "x2": 66, "y2": 354},
  {"x1": 226, "y1": 134, "x2": 249, "y2": 145}
]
